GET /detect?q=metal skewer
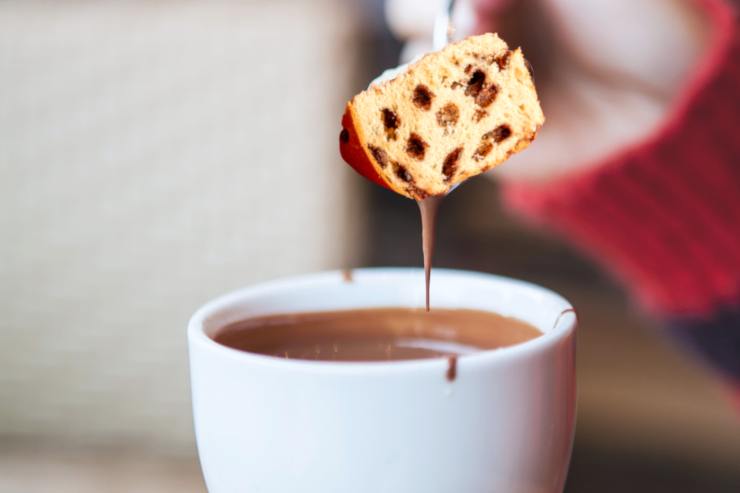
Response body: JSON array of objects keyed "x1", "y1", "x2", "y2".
[{"x1": 433, "y1": 0, "x2": 457, "y2": 50}]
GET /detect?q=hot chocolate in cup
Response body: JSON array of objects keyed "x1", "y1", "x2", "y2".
[{"x1": 188, "y1": 268, "x2": 577, "y2": 493}]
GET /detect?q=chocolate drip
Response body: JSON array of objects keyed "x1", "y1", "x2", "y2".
[
  {"x1": 417, "y1": 196, "x2": 444, "y2": 312},
  {"x1": 446, "y1": 355, "x2": 458, "y2": 382}
]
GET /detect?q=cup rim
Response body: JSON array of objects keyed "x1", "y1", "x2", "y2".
[{"x1": 188, "y1": 268, "x2": 577, "y2": 375}]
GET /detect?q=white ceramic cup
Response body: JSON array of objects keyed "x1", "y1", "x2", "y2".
[{"x1": 188, "y1": 268, "x2": 577, "y2": 493}]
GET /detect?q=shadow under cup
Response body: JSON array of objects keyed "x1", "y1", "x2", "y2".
[{"x1": 188, "y1": 268, "x2": 577, "y2": 493}]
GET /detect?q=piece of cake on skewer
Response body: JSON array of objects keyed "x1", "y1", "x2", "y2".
[{"x1": 339, "y1": 33, "x2": 544, "y2": 199}]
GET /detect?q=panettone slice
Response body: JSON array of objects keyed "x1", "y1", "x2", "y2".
[{"x1": 339, "y1": 33, "x2": 544, "y2": 199}]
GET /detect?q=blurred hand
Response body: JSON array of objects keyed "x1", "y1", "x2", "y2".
[{"x1": 386, "y1": 0, "x2": 713, "y2": 182}]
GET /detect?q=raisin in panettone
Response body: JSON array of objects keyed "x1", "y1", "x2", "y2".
[{"x1": 339, "y1": 33, "x2": 544, "y2": 199}]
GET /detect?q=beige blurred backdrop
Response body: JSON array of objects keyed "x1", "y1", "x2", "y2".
[{"x1": 0, "y1": 0, "x2": 364, "y2": 458}]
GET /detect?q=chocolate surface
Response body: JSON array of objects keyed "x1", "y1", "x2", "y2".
[{"x1": 213, "y1": 307, "x2": 540, "y2": 362}]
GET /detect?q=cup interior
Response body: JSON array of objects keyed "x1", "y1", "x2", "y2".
[{"x1": 190, "y1": 268, "x2": 576, "y2": 361}]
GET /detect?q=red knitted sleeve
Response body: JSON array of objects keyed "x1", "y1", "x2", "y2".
[{"x1": 502, "y1": 0, "x2": 739, "y2": 318}]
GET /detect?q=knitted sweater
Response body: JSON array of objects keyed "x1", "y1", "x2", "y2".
[{"x1": 503, "y1": 0, "x2": 739, "y2": 386}]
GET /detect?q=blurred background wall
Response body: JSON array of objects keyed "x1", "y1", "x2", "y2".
[
  {"x1": 1, "y1": 1, "x2": 738, "y2": 492},
  {"x1": 0, "y1": 0, "x2": 365, "y2": 456}
]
